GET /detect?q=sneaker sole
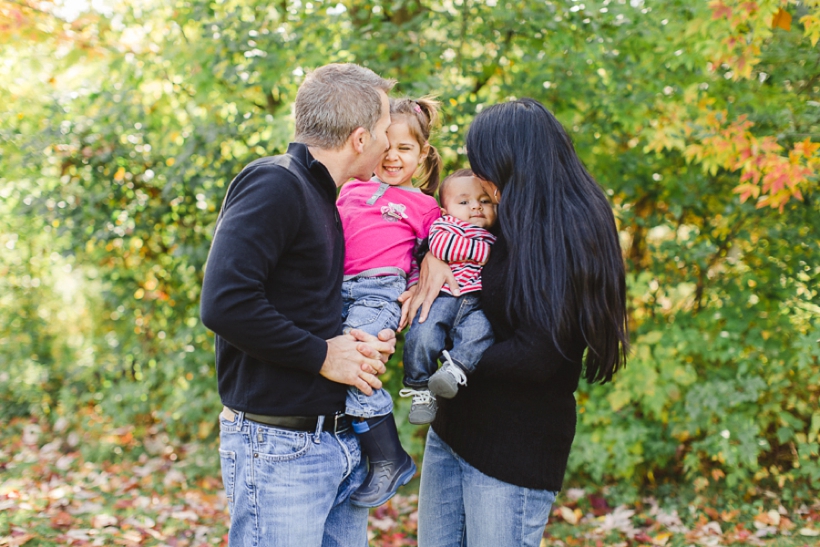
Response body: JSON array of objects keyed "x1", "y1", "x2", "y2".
[
  {"x1": 349, "y1": 459, "x2": 417, "y2": 508},
  {"x1": 428, "y1": 375, "x2": 458, "y2": 399},
  {"x1": 408, "y1": 414, "x2": 435, "y2": 425}
]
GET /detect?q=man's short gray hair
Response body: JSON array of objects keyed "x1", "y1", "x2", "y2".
[{"x1": 294, "y1": 64, "x2": 396, "y2": 150}]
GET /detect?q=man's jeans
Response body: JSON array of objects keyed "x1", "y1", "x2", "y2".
[
  {"x1": 341, "y1": 275, "x2": 404, "y2": 418},
  {"x1": 403, "y1": 292, "x2": 494, "y2": 387},
  {"x1": 418, "y1": 427, "x2": 557, "y2": 547},
  {"x1": 218, "y1": 409, "x2": 368, "y2": 547}
]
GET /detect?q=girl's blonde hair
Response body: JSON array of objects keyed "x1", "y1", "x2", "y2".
[{"x1": 389, "y1": 97, "x2": 442, "y2": 196}]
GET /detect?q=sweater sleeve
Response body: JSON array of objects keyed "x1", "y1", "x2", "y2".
[
  {"x1": 429, "y1": 218, "x2": 492, "y2": 264},
  {"x1": 200, "y1": 164, "x2": 328, "y2": 374},
  {"x1": 472, "y1": 323, "x2": 576, "y2": 384}
]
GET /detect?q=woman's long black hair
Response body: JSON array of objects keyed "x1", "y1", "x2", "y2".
[{"x1": 467, "y1": 98, "x2": 628, "y2": 383}]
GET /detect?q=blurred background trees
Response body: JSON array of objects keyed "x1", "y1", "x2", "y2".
[{"x1": 1, "y1": 0, "x2": 818, "y2": 498}]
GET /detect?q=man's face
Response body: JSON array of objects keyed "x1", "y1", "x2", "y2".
[
  {"x1": 356, "y1": 91, "x2": 391, "y2": 180},
  {"x1": 441, "y1": 176, "x2": 497, "y2": 229}
]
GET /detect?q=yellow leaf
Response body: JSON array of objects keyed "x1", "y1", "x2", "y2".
[
  {"x1": 558, "y1": 505, "x2": 579, "y2": 525},
  {"x1": 800, "y1": 15, "x2": 820, "y2": 46},
  {"x1": 772, "y1": 9, "x2": 792, "y2": 31}
]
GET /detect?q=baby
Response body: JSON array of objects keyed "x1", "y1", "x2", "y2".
[{"x1": 401, "y1": 169, "x2": 497, "y2": 424}]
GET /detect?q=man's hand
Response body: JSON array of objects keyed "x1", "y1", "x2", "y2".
[
  {"x1": 348, "y1": 328, "x2": 396, "y2": 366},
  {"x1": 404, "y1": 253, "x2": 458, "y2": 325},
  {"x1": 321, "y1": 334, "x2": 387, "y2": 395}
]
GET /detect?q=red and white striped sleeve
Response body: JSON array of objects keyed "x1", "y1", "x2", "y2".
[{"x1": 429, "y1": 216, "x2": 493, "y2": 264}]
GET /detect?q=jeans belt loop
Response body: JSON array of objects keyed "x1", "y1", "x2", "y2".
[{"x1": 314, "y1": 415, "x2": 324, "y2": 443}]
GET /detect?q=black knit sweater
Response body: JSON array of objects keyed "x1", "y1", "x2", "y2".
[
  {"x1": 431, "y1": 233, "x2": 586, "y2": 491},
  {"x1": 200, "y1": 143, "x2": 347, "y2": 416}
]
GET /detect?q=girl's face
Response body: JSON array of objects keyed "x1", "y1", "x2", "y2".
[{"x1": 375, "y1": 121, "x2": 426, "y2": 188}]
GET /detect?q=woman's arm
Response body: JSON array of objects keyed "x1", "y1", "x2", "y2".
[
  {"x1": 474, "y1": 324, "x2": 580, "y2": 383},
  {"x1": 398, "y1": 252, "x2": 458, "y2": 329}
]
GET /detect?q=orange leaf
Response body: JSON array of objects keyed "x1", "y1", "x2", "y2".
[
  {"x1": 710, "y1": 1, "x2": 732, "y2": 20},
  {"x1": 772, "y1": 8, "x2": 792, "y2": 31}
]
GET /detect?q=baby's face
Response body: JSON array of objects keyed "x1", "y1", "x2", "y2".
[{"x1": 441, "y1": 176, "x2": 497, "y2": 229}]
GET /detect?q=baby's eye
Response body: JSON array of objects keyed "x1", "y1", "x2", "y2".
[
  {"x1": 480, "y1": 199, "x2": 492, "y2": 204},
  {"x1": 459, "y1": 201, "x2": 468, "y2": 205}
]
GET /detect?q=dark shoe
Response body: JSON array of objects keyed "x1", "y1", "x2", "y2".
[
  {"x1": 428, "y1": 350, "x2": 468, "y2": 399},
  {"x1": 349, "y1": 414, "x2": 416, "y2": 508},
  {"x1": 399, "y1": 388, "x2": 437, "y2": 424}
]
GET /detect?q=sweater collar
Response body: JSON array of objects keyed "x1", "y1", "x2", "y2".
[{"x1": 286, "y1": 142, "x2": 337, "y2": 201}]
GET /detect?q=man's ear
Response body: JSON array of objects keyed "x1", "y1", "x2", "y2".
[{"x1": 349, "y1": 127, "x2": 369, "y2": 154}]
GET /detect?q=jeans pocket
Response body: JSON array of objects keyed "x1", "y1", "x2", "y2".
[
  {"x1": 219, "y1": 449, "x2": 237, "y2": 512},
  {"x1": 255, "y1": 427, "x2": 312, "y2": 462},
  {"x1": 345, "y1": 298, "x2": 399, "y2": 331}
]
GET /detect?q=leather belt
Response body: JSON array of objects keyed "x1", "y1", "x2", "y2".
[{"x1": 222, "y1": 406, "x2": 351, "y2": 433}]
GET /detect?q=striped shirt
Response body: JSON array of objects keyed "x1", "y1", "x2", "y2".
[{"x1": 429, "y1": 215, "x2": 497, "y2": 295}]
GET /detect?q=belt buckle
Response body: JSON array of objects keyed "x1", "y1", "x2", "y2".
[{"x1": 333, "y1": 412, "x2": 345, "y2": 433}]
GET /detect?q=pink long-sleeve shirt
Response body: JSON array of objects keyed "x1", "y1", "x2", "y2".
[{"x1": 337, "y1": 178, "x2": 441, "y2": 286}]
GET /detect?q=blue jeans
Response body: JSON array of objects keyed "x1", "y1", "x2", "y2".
[
  {"x1": 218, "y1": 409, "x2": 368, "y2": 547},
  {"x1": 341, "y1": 275, "x2": 404, "y2": 418},
  {"x1": 403, "y1": 292, "x2": 494, "y2": 388},
  {"x1": 417, "y1": 428, "x2": 557, "y2": 547}
]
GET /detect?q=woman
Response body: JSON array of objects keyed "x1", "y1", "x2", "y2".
[{"x1": 405, "y1": 98, "x2": 629, "y2": 546}]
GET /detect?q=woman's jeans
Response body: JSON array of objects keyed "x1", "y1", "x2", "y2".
[
  {"x1": 418, "y1": 427, "x2": 557, "y2": 547},
  {"x1": 341, "y1": 275, "x2": 404, "y2": 418},
  {"x1": 403, "y1": 292, "x2": 494, "y2": 388},
  {"x1": 218, "y1": 409, "x2": 368, "y2": 547}
]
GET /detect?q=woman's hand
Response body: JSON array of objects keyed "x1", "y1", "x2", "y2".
[
  {"x1": 400, "y1": 252, "x2": 458, "y2": 328},
  {"x1": 397, "y1": 284, "x2": 418, "y2": 331}
]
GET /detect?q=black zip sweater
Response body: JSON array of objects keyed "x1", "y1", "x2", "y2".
[
  {"x1": 200, "y1": 143, "x2": 347, "y2": 416},
  {"x1": 431, "y1": 233, "x2": 586, "y2": 491}
]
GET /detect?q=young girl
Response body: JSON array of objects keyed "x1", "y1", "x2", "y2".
[{"x1": 336, "y1": 97, "x2": 443, "y2": 507}]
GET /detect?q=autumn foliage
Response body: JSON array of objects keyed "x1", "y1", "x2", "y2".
[{"x1": 1, "y1": 0, "x2": 818, "y2": 540}]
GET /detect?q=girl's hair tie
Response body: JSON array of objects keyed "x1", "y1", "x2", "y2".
[{"x1": 414, "y1": 103, "x2": 422, "y2": 114}]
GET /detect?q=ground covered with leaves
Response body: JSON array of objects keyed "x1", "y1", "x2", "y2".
[{"x1": 1, "y1": 417, "x2": 819, "y2": 547}]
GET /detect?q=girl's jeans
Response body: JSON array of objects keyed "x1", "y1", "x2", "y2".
[
  {"x1": 403, "y1": 292, "x2": 494, "y2": 388},
  {"x1": 418, "y1": 427, "x2": 557, "y2": 547},
  {"x1": 341, "y1": 275, "x2": 404, "y2": 418}
]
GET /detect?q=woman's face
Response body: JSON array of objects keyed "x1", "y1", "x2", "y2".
[{"x1": 477, "y1": 178, "x2": 500, "y2": 204}]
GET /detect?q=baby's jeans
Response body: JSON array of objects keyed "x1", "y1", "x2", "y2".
[{"x1": 403, "y1": 292, "x2": 494, "y2": 388}]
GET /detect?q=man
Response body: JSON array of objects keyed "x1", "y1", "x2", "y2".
[{"x1": 200, "y1": 63, "x2": 396, "y2": 546}]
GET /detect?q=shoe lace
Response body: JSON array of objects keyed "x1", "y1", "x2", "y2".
[
  {"x1": 399, "y1": 388, "x2": 435, "y2": 405},
  {"x1": 441, "y1": 350, "x2": 468, "y2": 386}
]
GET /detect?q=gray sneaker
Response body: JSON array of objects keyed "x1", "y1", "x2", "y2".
[
  {"x1": 428, "y1": 350, "x2": 468, "y2": 399},
  {"x1": 399, "y1": 389, "x2": 437, "y2": 425}
]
